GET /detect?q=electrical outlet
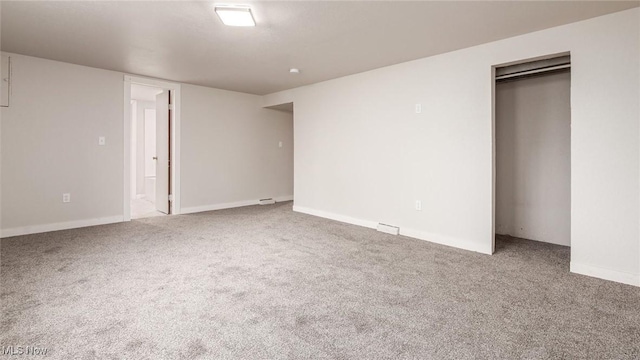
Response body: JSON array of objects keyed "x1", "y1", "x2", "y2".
[
  {"x1": 415, "y1": 104, "x2": 422, "y2": 113},
  {"x1": 415, "y1": 200, "x2": 422, "y2": 211},
  {"x1": 62, "y1": 193, "x2": 71, "y2": 203},
  {"x1": 278, "y1": 141, "x2": 283, "y2": 148}
]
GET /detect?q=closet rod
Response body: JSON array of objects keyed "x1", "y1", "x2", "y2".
[{"x1": 495, "y1": 64, "x2": 570, "y2": 81}]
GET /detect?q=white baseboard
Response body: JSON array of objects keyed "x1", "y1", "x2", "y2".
[
  {"x1": 293, "y1": 206, "x2": 378, "y2": 229},
  {"x1": 570, "y1": 262, "x2": 639, "y2": 287},
  {"x1": 292, "y1": 205, "x2": 491, "y2": 254},
  {"x1": 181, "y1": 200, "x2": 259, "y2": 215},
  {"x1": 181, "y1": 195, "x2": 294, "y2": 215},
  {"x1": 274, "y1": 195, "x2": 294, "y2": 202},
  {"x1": 0, "y1": 215, "x2": 124, "y2": 238},
  {"x1": 400, "y1": 227, "x2": 492, "y2": 254}
]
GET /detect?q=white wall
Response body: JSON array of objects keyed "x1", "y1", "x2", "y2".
[
  {"x1": 0, "y1": 53, "x2": 124, "y2": 234},
  {"x1": 495, "y1": 71, "x2": 571, "y2": 246},
  {"x1": 180, "y1": 84, "x2": 293, "y2": 212},
  {"x1": 272, "y1": 9, "x2": 639, "y2": 285},
  {"x1": 1, "y1": 53, "x2": 294, "y2": 236}
]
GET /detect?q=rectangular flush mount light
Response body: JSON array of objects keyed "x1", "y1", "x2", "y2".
[{"x1": 215, "y1": 5, "x2": 256, "y2": 26}]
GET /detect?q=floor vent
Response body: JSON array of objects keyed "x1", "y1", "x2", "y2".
[
  {"x1": 377, "y1": 223, "x2": 399, "y2": 235},
  {"x1": 259, "y1": 198, "x2": 276, "y2": 205}
]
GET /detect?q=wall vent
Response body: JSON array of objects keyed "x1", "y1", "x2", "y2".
[
  {"x1": 377, "y1": 223, "x2": 399, "y2": 235},
  {"x1": 259, "y1": 198, "x2": 276, "y2": 205}
]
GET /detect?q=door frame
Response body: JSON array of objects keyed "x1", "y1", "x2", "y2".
[
  {"x1": 123, "y1": 75, "x2": 182, "y2": 221},
  {"x1": 490, "y1": 51, "x2": 571, "y2": 254}
]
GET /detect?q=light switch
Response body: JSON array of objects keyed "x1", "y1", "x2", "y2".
[
  {"x1": 415, "y1": 104, "x2": 422, "y2": 114},
  {"x1": 98, "y1": 136, "x2": 106, "y2": 146},
  {"x1": 278, "y1": 141, "x2": 283, "y2": 148}
]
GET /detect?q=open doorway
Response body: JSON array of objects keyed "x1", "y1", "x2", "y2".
[
  {"x1": 493, "y1": 54, "x2": 571, "y2": 252},
  {"x1": 130, "y1": 84, "x2": 167, "y2": 219},
  {"x1": 264, "y1": 101, "x2": 294, "y2": 202},
  {"x1": 124, "y1": 76, "x2": 181, "y2": 221}
]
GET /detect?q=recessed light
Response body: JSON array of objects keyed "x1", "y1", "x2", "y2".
[
  {"x1": 215, "y1": 5, "x2": 255, "y2": 27},
  {"x1": 290, "y1": 68, "x2": 300, "y2": 74}
]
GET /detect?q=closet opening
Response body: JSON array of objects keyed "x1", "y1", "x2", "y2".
[{"x1": 493, "y1": 54, "x2": 571, "y2": 253}]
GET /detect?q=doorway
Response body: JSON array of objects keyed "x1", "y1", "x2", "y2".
[
  {"x1": 264, "y1": 101, "x2": 294, "y2": 201},
  {"x1": 130, "y1": 84, "x2": 168, "y2": 219},
  {"x1": 124, "y1": 76, "x2": 181, "y2": 221},
  {"x1": 493, "y1": 54, "x2": 571, "y2": 251}
]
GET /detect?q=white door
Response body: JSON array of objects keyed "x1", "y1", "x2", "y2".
[
  {"x1": 155, "y1": 91, "x2": 170, "y2": 214},
  {"x1": 144, "y1": 109, "x2": 157, "y2": 177},
  {"x1": 144, "y1": 109, "x2": 157, "y2": 203}
]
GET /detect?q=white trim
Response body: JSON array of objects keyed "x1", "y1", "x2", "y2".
[
  {"x1": 293, "y1": 206, "x2": 492, "y2": 254},
  {"x1": 274, "y1": 195, "x2": 294, "y2": 202},
  {"x1": 0, "y1": 216, "x2": 124, "y2": 238},
  {"x1": 400, "y1": 227, "x2": 493, "y2": 254},
  {"x1": 181, "y1": 196, "x2": 294, "y2": 215},
  {"x1": 173, "y1": 87, "x2": 182, "y2": 215},
  {"x1": 490, "y1": 65, "x2": 497, "y2": 255},
  {"x1": 292, "y1": 206, "x2": 378, "y2": 229},
  {"x1": 570, "y1": 262, "x2": 639, "y2": 287},
  {"x1": 181, "y1": 200, "x2": 260, "y2": 215},
  {"x1": 123, "y1": 75, "x2": 182, "y2": 221},
  {"x1": 123, "y1": 81, "x2": 131, "y2": 221}
]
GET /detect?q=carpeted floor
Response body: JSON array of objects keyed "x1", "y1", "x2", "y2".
[{"x1": 1, "y1": 201, "x2": 639, "y2": 359}]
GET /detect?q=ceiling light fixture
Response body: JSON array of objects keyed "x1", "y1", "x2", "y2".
[
  {"x1": 290, "y1": 68, "x2": 300, "y2": 74},
  {"x1": 215, "y1": 5, "x2": 256, "y2": 27}
]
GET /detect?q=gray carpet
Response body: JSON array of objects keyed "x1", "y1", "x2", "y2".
[{"x1": 1, "y1": 202, "x2": 639, "y2": 359}]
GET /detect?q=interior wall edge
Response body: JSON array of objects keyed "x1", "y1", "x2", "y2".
[{"x1": 262, "y1": 89, "x2": 294, "y2": 108}]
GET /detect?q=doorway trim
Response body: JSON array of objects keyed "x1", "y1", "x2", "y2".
[{"x1": 123, "y1": 75, "x2": 182, "y2": 221}]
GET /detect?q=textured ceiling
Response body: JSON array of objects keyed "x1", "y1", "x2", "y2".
[{"x1": 2, "y1": 1, "x2": 638, "y2": 95}]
